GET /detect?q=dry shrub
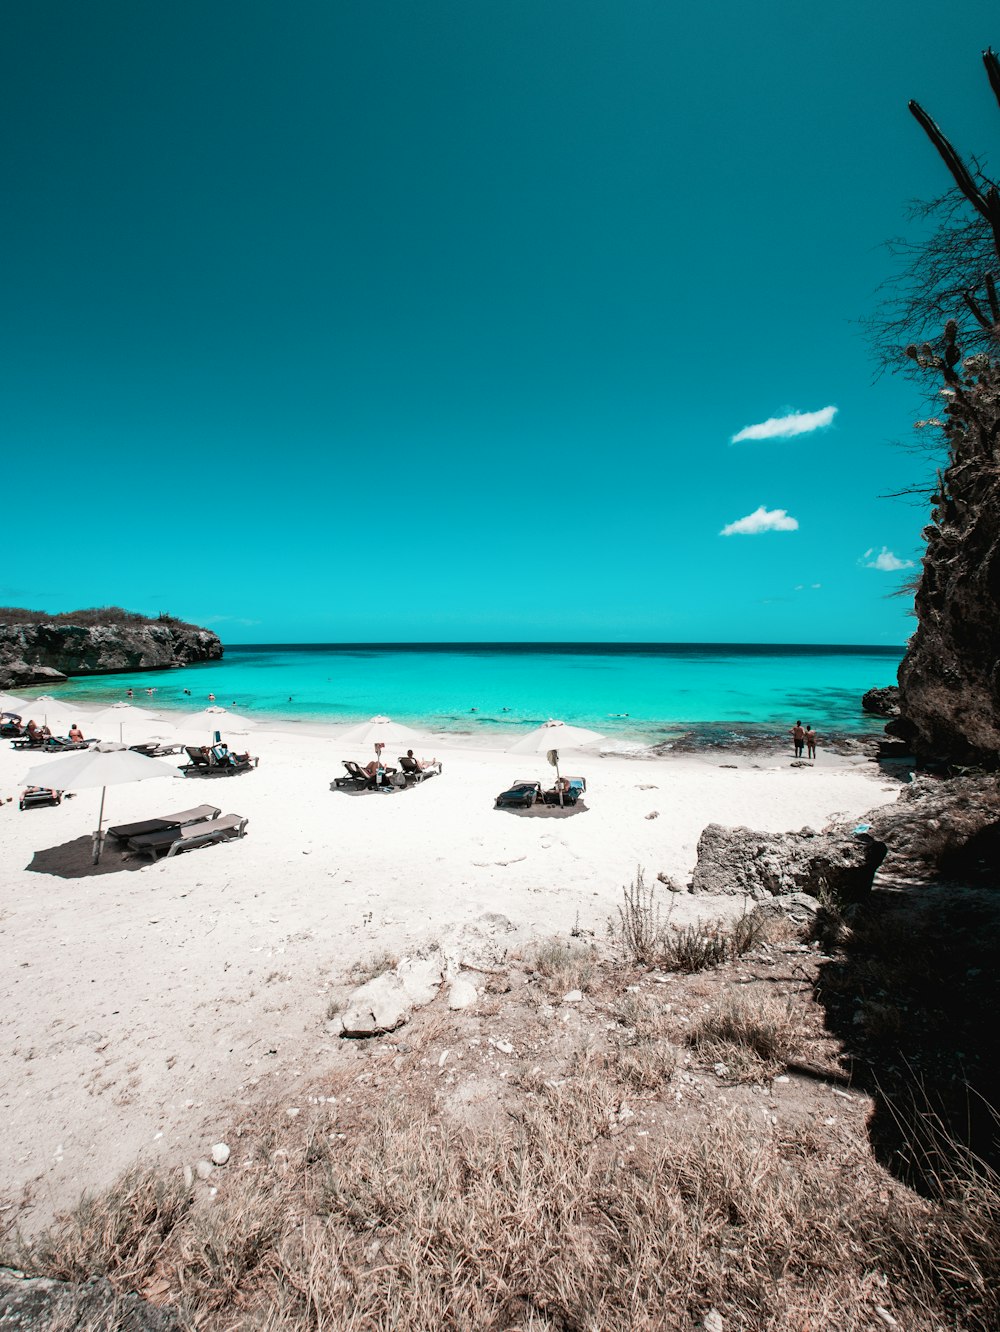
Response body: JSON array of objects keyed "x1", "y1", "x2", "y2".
[
  {"x1": 611, "y1": 869, "x2": 766, "y2": 973},
  {"x1": 531, "y1": 939, "x2": 596, "y2": 995},
  {"x1": 688, "y1": 990, "x2": 801, "y2": 1081},
  {"x1": 348, "y1": 950, "x2": 399, "y2": 986},
  {"x1": 608, "y1": 992, "x2": 679, "y2": 1090},
  {"x1": 10, "y1": 1088, "x2": 1000, "y2": 1330}
]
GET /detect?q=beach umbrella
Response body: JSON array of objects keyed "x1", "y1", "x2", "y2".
[
  {"x1": 91, "y1": 702, "x2": 163, "y2": 742},
  {"x1": 338, "y1": 715, "x2": 426, "y2": 755},
  {"x1": 508, "y1": 719, "x2": 605, "y2": 785},
  {"x1": 181, "y1": 706, "x2": 257, "y2": 738},
  {"x1": 0, "y1": 692, "x2": 28, "y2": 714},
  {"x1": 21, "y1": 741, "x2": 179, "y2": 863},
  {"x1": 16, "y1": 696, "x2": 79, "y2": 732}
]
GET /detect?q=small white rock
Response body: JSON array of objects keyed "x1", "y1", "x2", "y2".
[
  {"x1": 211, "y1": 1143, "x2": 230, "y2": 1166},
  {"x1": 447, "y1": 978, "x2": 478, "y2": 1010},
  {"x1": 703, "y1": 1310, "x2": 725, "y2": 1332},
  {"x1": 182, "y1": 1164, "x2": 194, "y2": 1189},
  {"x1": 287, "y1": 1107, "x2": 300, "y2": 1117},
  {"x1": 195, "y1": 1159, "x2": 214, "y2": 1181},
  {"x1": 562, "y1": 990, "x2": 584, "y2": 1004},
  {"x1": 493, "y1": 1040, "x2": 514, "y2": 1055}
]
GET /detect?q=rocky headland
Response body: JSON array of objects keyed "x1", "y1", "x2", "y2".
[{"x1": 0, "y1": 608, "x2": 222, "y2": 690}]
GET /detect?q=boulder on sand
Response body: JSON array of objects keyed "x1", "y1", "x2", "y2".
[{"x1": 691, "y1": 823, "x2": 886, "y2": 902}]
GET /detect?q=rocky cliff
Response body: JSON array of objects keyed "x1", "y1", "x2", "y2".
[
  {"x1": 892, "y1": 333, "x2": 1000, "y2": 769},
  {"x1": 0, "y1": 618, "x2": 223, "y2": 689}
]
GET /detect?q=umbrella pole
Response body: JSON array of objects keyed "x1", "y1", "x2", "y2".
[{"x1": 93, "y1": 785, "x2": 107, "y2": 864}]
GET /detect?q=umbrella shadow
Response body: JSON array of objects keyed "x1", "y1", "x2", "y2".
[
  {"x1": 26, "y1": 836, "x2": 146, "y2": 879},
  {"x1": 496, "y1": 803, "x2": 590, "y2": 818}
]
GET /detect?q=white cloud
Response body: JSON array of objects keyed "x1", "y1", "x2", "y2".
[
  {"x1": 732, "y1": 405, "x2": 838, "y2": 443},
  {"x1": 720, "y1": 506, "x2": 799, "y2": 537},
  {"x1": 862, "y1": 547, "x2": 914, "y2": 572}
]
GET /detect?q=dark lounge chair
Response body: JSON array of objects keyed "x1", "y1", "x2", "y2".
[
  {"x1": 39, "y1": 735, "x2": 95, "y2": 753},
  {"x1": 398, "y1": 755, "x2": 438, "y2": 784},
  {"x1": 180, "y1": 745, "x2": 257, "y2": 777},
  {"x1": 129, "y1": 741, "x2": 183, "y2": 758},
  {"x1": 11, "y1": 734, "x2": 44, "y2": 750},
  {"x1": 19, "y1": 786, "x2": 62, "y2": 811},
  {"x1": 494, "y1": 779, "x2": 542, "y2": 809},
  {"x1": 541, "y1": 776, "x2": 587, "y2": 807},
  {"x1": 0, "y1": 713, "x2": 23, "y2": 738},
  {"x1": 106, "y1": 803, "x2": 222, "y2": 844},
  {"x1": 126, "y1": 813, "x2": 249, "y2": 859},
  {"x1": 334, "y1": 759, "x2": 383, "y2": 791}
]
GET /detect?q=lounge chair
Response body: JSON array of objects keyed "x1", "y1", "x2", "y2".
[
  {"x1": 398, "y1": 755, "x2": 439, "y2": 783},
  {"x1": 334, "y1": 759, "x2": 383, "y2": 791},
  {"x1": 10, "y1": 734, "x2": 43, "y2": 750},
  {"x1": 106, "y1": 803, "x2": 222, "y2": 844},
  {"x1": 19, "y1": 786, "x2": 62, "y2": 810},
  {"x1": 40, "y1": 735, "x2": 95, "y2": 753},
  {"x1": 494, "y1": 779, "x2": 542, "y2": 809},
  {"x1": 126, "y1": 813, "x2": 249, "y2": 859},
  {"x1": 541, "y1": 776, "x2": 587, "y2": 807},
  {"x1": 0, "y1": 715, "x2": 23, "y2": 738},
  {"x1": 129, "y1": 741, "x2": 183, "y2": 758},
  {"x1": 180, "y1": 745, "x2": 257, "y2": 777}
]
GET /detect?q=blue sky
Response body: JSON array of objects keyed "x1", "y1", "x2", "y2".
[{"x1": 1, "y1": 1, "x2": 994, "y2": 643}]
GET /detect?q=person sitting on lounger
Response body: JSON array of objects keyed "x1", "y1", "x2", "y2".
[
  {"x1": 405, "y1": 749, "x2": 442, "y2": 774},
  {"x1": 40, "y1": 724, "x2": 52, "y2": 740},
  {"x1": 69, "y1": 724, "x2": 84, "y2": 742},
  {"x1": 26, "y1": 719, "x2": 40, "y2": 742}
]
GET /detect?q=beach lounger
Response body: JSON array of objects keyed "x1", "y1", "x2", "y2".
[
  {"x1": 334, "y1": 760, "x2": 382, "y2": 791},
  {"x1": 39, "y1": 736, "x2": 95, "y2": 753},
  {"x1": 180, "y1": 745, "x2": 257, "y2": 776},
  {"x1": 129, "y1": 741, "x2": 183, "y2": 758},
  {"x1": 19, "y1": 786, "x2": 62, "y2": 810},
  {"x1": 398, "y1": 755, "x2": 439, "y2": 783},
  {"x1": 541, "y1": 776, "x2": 587, "y2": 807},
  {"x1": 106, "y1": 804, "x2": 222, "y2": 844},
  {"x1": 494, "y1": 779, "x2": 542, "y2": 809},
  {"x1": 126, "y1": 813, "x2": 249, "y2": 859},
  {"x1": 10, "y1": 735, "x2": 43, "y2": 750}
]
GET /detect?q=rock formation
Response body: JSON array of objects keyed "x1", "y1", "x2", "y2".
[
  {"x1": 0, "y1": 615, "x2": 222, "y2": 689},
  {"x1": 861, "y1": 686, "x2": 900, "y2": 717},
  {"x1": 690, "y1": 822, "x2": 887, "y2": 902}
]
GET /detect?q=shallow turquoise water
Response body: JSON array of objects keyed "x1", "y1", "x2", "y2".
[{"x1": 45, "y1": 643, "x2": 904, "y2": 744}]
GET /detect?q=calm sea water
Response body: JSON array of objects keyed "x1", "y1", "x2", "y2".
[{"x1": 50, "y1": 643, "x2": 904, "y2": 746}]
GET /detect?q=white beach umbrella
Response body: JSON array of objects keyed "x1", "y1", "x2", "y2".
[
  {"x1": 508, "y1": 719, "x2": 605, "y2": 783},
  {"x1": 22, "y1": 741, "x2": 180, "y2": 863},
  {"x1": 181, "y1": 706, "x2": 257, "y2": 738},
  {"x1": 91, "y1": 702, "x2": 163, "y2": 742},
  {"x1": 16, "y1": 696, "x2": 80, "y2": 732},
  {"x1": 0, "y1": 692, "x2": 28, "y2": 714},
  {"x1": 338, "y1": 714, "x2": 426, "y2": 754}
]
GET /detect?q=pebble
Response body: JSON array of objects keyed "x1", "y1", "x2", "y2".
[
  {"x1": 196, "y1": 1160, "x2": 214, "y2": 1181},
  {"x1": 562, "y1": 990, "x2": 584, "y2": 1004},
  {"x1": 211, "y1": 1143, "x2": 230, "y2": 1166},
  {"x1": 703, "y1": 1311, "x2": 725, "y2": 1332},
  {"x1": 287, "y1": 1107, "x2": 300, "y2": 1117},
  {"x1": 493, "y1": 1040, "x2": 514, "y2": 1055},
  {"x1": 183, "y1": 1165, "x2": 194, "y2": 1189}
]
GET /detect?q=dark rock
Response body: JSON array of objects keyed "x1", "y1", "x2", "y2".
[
  {"x1": 0, "y1": 1268, "x2": 180, "y2": 1330},
  {"x1": 866, "y1": 773, "x2": 1000, "y2": 883},
  {"x1": 862, "y1": 686, "x2": 901, "y2": 717},
  {"x1": 0, "y1": 621, "x2": 222, "y2": 689},
  {"x1": 691, "y1": 823, "x2": 887, "y2": 902}
]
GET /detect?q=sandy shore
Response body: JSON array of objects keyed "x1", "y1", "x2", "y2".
[{"x1": 0, "y1": 710, "x2": 903, "y2": 1229}]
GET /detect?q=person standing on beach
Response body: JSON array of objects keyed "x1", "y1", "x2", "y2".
[
  {"x1": 790, "y1": 720, "x2": 805, "y2": 757},
  {"x1": 804, "y1": 726, "x2": 817, "y2": 759}
]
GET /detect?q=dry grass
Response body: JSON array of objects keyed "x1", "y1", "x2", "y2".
[
  {"x1": 348, "y1": 950, "x2": 399, "y2": 986},
  {"x1": 687, "y1": 990, "x2": 802, "y2": 1082},
  {"x1": 9, "y1": 1082, "x2": 1000, "y2": 1332},
  {"x1": 531, "y1": 938, "x2": 597, "y2": 995},
  {"x1": 610, "y1": 868, "x2": 767, "y2": 972}
]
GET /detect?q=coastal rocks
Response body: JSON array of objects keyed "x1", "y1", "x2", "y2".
[
  {"x1": 0, "y1": 1269, "x2": 180, "y2": 1331},
  {"x1": 862, "y1": 686, "x2": 901, "y2": 717},
  {"x1": 447, "y1": 978, "x2": 478, "y2": 1010},
  {"x1": 691, "y1": 823, "x2": 887, "y2": 902},
  {"x1": 865, "y1": 773, "x2": 1000, "y2": 882},
  {"x1": 0, "y1": 616, "x2": 222, "y2": 689},
  {"x1": 339, "y1": 952, "x2": 446, "y2": 1037}
]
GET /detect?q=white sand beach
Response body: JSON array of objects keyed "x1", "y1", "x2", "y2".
[{"x1": 0, "y1": 714, "x2": 903, "y2": 1229}]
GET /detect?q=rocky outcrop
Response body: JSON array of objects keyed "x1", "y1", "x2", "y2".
[
  {"x1": 0, "y1": 620, "x2": 222, "y2": 689},
  {"x1": 865, "y1": 773, "x2": 1000, "y2": 882},
  {"x1": 691, "y1": 823, "x2": 887, "y2": 902},
  {"x1": 862, "y1": 686, "x2": 901, "y2": 717},
  {"x1": 0, "y1": 1268, "x2": 179, "y2": 1330}
]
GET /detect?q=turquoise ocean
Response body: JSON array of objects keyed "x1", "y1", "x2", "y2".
[{"x1": 46, "y1": 644, "x2": 904, "y2": 748}]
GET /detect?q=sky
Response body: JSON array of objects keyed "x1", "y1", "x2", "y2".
[{"x1": 1, "y1": 1, "x2": 996, "y2": 644}]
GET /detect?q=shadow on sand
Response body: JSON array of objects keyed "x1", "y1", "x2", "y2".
[
  {"x1": 813, "y1": 876, "x2": 1000, "y2": 1194},
  {"x1": 494, "y1": 803, "x2": 590, "y2": 818},
  {"x1": 26, "y1": 835, "x2": 145, "y2": 879}
]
